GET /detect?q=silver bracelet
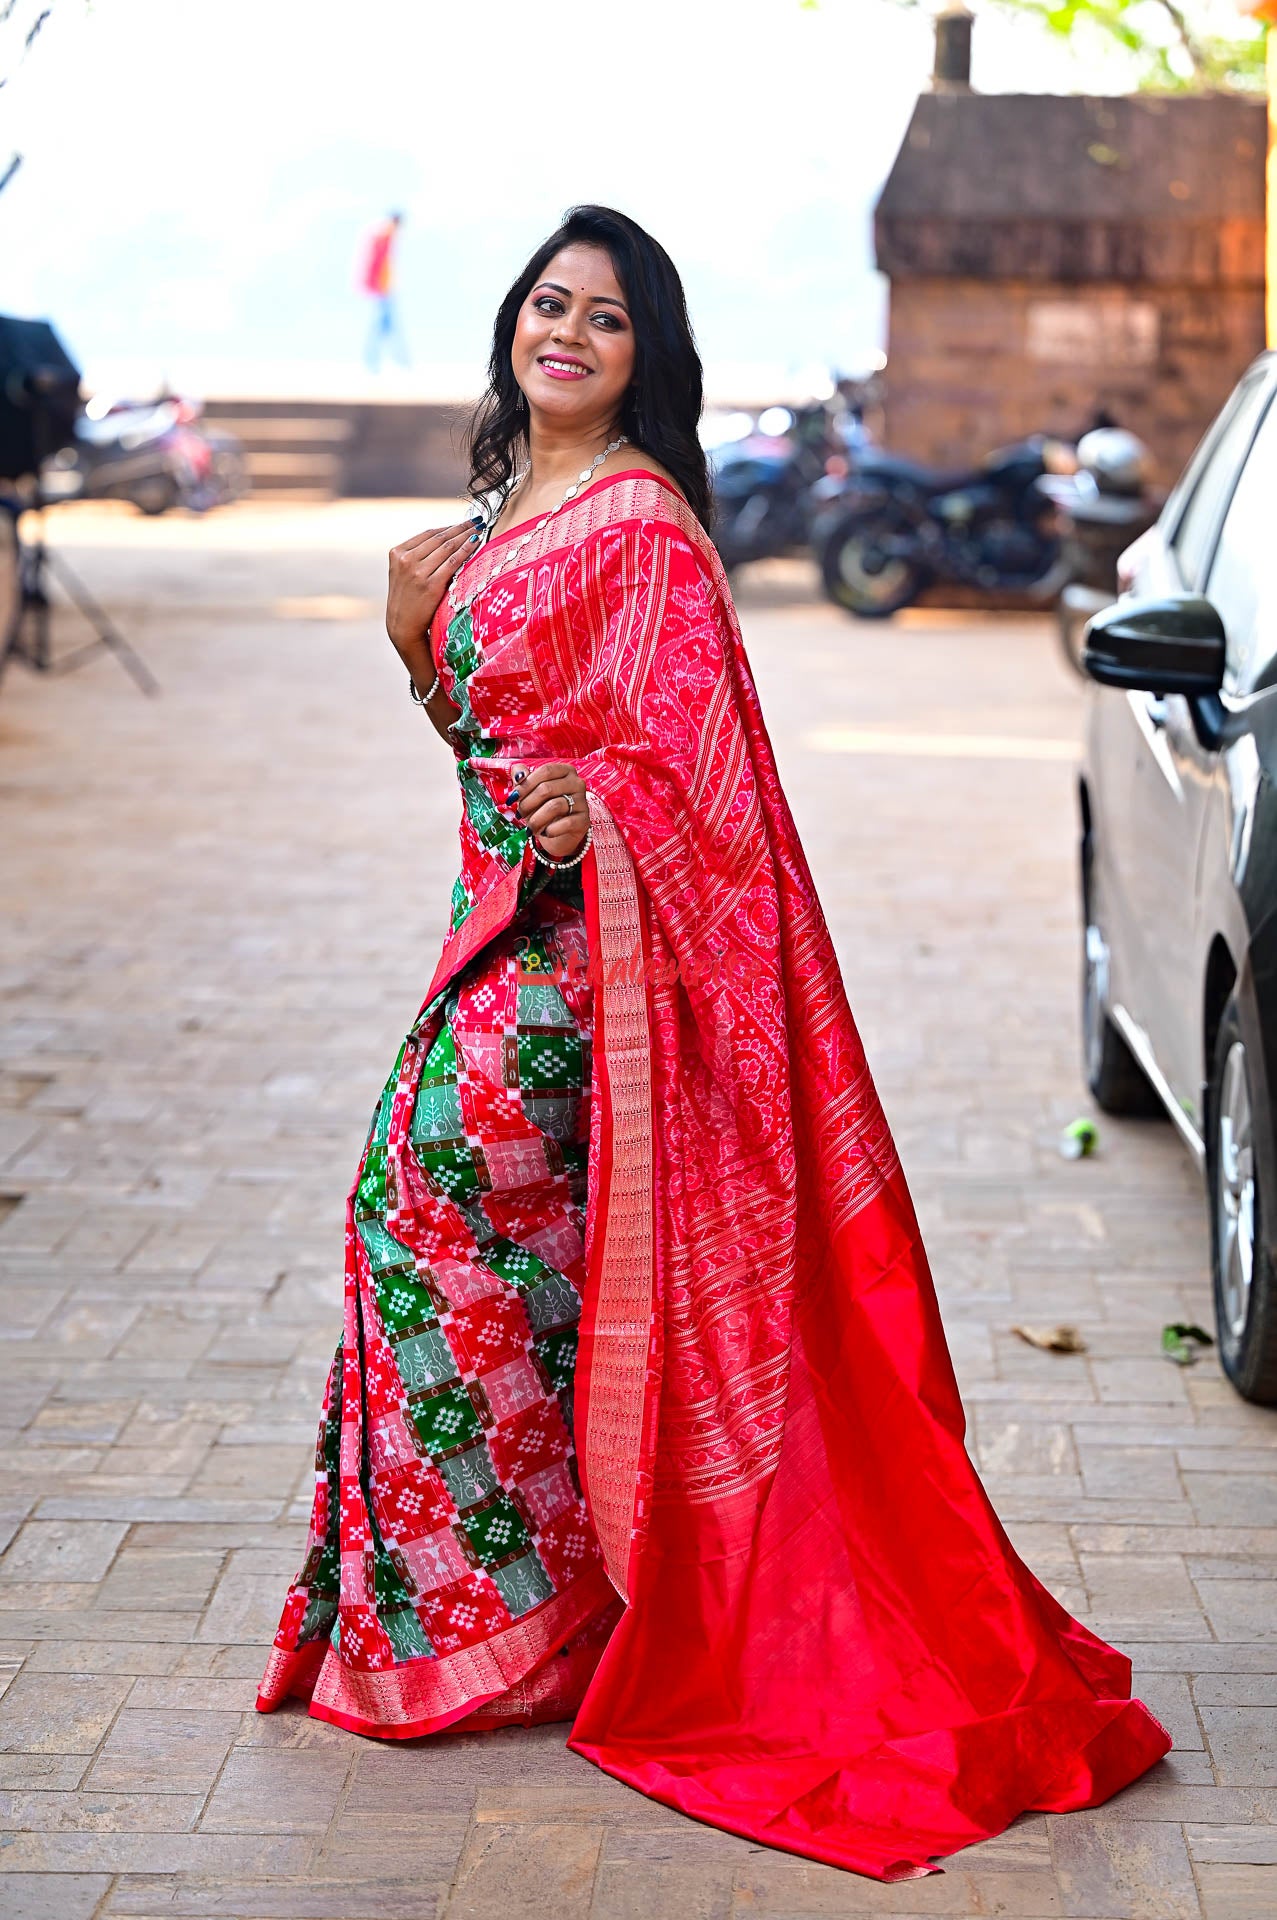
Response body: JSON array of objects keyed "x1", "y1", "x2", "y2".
[
  {"x1": 531, "y1": 822, "x2": 593, "y2": 869},
  {"x1": 409, "y1": 670, "x2": 441, "y2": 707}
]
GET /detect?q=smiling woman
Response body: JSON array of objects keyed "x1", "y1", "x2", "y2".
[
  {"x1": 255, "y1": 204, "x2": 1170, "y2": 1883},
  {"x1": 467, "y1": 205, "x2": 711, "y2": 534}
]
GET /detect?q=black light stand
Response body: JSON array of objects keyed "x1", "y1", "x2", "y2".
[
  {"x1": 5, "y1": 500, "x2": 159, "y2": 695},
  {"x1": 0, "y1": 315, "x2": 159, "y2": 697}
]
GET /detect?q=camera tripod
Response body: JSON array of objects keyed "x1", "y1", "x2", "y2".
[{"x1": 0, "y1": 499, "x2": 158, "y2": 696}]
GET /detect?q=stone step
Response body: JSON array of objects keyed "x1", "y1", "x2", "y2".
[
  {"x1": 201, "y1": 398, "x2": 470, "y2": 500},
  {"x1": 211, "y1": 417, "x2": 353, "y2": 445},
  {"x1": 242, "y1": 450, "x2": 344, "y2": 490}
]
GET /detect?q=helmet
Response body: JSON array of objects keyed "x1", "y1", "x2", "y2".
[{"x1": 1076, "y1": 428, "x2": 1152, "y2": 497}]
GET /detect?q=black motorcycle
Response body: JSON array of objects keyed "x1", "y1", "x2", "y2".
[
  {"x1": 814, "y1": 436, "x2": 1071, "y2": 618},
  {"x1": 709, "y1": 405, "x2": 836, "y2": 573}
]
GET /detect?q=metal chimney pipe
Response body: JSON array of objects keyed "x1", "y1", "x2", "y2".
[{"x1": 933, "y1": 1, "x2": 974, "y2": 90}]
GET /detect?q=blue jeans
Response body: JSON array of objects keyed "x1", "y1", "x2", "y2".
[{"x1": 366, "y1": 295, "x2": 409, "y2": 371}]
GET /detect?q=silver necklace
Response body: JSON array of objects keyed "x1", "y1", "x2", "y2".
[{"x1": 450, "y1": 434, "x2": 629, "y2": 615}]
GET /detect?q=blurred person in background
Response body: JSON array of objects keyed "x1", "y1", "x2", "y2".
[
  {"x1": 255, "y1": 203, "x2": 1169, "y2": 1884},
  {"x1": 361, "y1": 209, "x2": 408, "y2": 371}
]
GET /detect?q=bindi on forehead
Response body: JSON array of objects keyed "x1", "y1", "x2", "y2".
[{"x1": 535, "y1": 278, "x2": 628, "y2": 312}]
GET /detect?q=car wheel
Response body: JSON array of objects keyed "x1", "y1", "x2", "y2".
[
  {"x1": 1208, "y1": 997, "x2": 1277, "y2": 1403},
  {"x1": 1081, "y1": 916, "x2": 1162, "y2": 1116},
  {"x1": 820, "y1": 509, "x2": 925, "y2": 618}
]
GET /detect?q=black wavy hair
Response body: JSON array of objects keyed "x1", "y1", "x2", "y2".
[{"x1": 466, "y1": 205, "x2": 710, "y2": 530}]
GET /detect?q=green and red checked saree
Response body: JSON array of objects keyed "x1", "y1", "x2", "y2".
[{"x1": 257, "y1": 470, "x2": 1170, "y2": 1880}]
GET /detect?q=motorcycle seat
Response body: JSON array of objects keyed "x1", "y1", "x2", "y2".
[{"x1": 852, "y1": 452, "x2": 982, "y2": 493}]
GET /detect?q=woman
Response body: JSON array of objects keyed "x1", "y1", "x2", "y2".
[{"x1": 257, "y1": 205, "x2": 1170, "y2": 1881}]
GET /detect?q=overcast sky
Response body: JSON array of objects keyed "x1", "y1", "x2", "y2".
[{"x1": 0, "y1": 0, "x2": 1125, "y2": 396}]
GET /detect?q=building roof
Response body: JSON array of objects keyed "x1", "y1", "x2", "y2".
[{"x1": 875, "y1": 91, "x2": 1267, "y2": 284}]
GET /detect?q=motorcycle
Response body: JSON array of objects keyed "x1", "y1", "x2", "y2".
[
  {"x1": 39, "y1": 394, "x2": 247, "y2": 515},
  {"x1": 1041, "y1": 428, "x2": 1160, "y2": 676},
  {"x1": 814, "y1": 434, "x2": 1075, "y2": 619},
  {"x1": 708, "y1": 403, "x2": 837, "y2": 573}
]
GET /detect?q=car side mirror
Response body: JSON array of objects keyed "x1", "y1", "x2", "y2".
[{"x1": 1082, "y1": 595, "x2": 1226, "y2": 697}]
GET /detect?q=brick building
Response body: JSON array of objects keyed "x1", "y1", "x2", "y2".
[{"x1": 874, "y1": 74, "x2": 1268, "y2": 483}]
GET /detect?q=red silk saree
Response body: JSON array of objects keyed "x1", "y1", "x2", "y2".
[{"x1": 258, "y1": 469, "x2": 1170, "y2": 1880}]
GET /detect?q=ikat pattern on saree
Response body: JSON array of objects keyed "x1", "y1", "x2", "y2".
[
  {"x1": 259, "y1": 899, "x2": 605, "y2": 1725},
  {"x1": 261, "y1": 469, "x2": 906, "y2": 1717},
  {"x1": 447, "y1": 476, "x2": 904, "y2": 1538}
]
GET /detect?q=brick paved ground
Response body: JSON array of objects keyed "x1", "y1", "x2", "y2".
[{"x1": 0, "y1": 501, "x2": 1274, "y2": 1919}]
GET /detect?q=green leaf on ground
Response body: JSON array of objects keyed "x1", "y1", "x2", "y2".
[
  {"x1": 1161, "y1": 1321, "x2": 1215, "y2": 1365},
  {"x1": 1059, "y1": 1118, "x2": 1098, "y2": 1159}
]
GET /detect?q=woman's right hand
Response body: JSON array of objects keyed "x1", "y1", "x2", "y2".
[{"x1": 385, "y1": 519, "x2": 478, "y2": 693}]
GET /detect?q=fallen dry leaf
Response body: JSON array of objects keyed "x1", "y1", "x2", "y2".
[{"x1": 1011, "y1": 1323, "x2": 1088, "y2": 1354}]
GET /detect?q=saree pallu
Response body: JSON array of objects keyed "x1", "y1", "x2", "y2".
[{"x1": 259, "y1": 469, "x2": 1170, "y2": 1879}]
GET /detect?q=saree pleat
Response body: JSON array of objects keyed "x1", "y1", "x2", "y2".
[
  {"x1": 257, "y1": 898, "x2": 619, "y2": 1738},
  {"x1": 259, "y1": 468, "x2": 1170, "y2": 1878}
]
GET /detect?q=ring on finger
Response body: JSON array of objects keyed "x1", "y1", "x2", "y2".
[{"x1": 564, "y1": 793, "x2": 575, "y2": 816}]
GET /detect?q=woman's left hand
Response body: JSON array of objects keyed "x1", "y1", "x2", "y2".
[{"x1": 511, "y1": 762, "x2": 590, "y2": 859}]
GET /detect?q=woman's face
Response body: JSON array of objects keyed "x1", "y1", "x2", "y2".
[{"x1": 511, "y1": 243, "x2": 636, "y2": 435}]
